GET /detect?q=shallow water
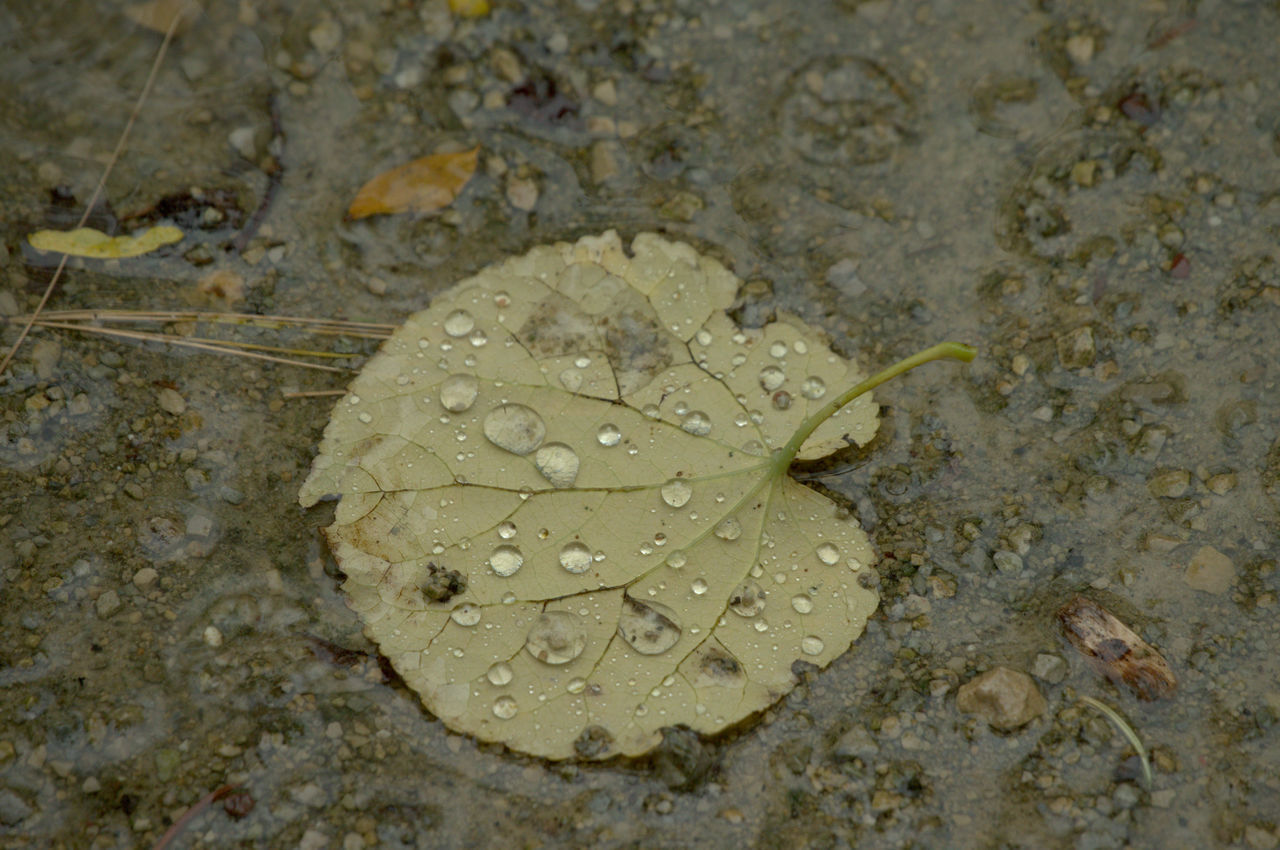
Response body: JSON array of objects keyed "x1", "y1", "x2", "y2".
[{"x1": 2, "y1": 1, "x2": 1278, "y2": 848}]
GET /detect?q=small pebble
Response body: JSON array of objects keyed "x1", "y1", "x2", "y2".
[
  {"x1": 157, "y1": 388, "x2": 186, "y2": 415},
  {"x1": 132, "y1": 567, "x2": 159, "y2": 590},
  {"x1": 95, "y1": 590, "x2": 122, "y2": 619},
  {"x1": 956, "y1": 666, "x2": 1046, "y2": 730},
  {"x1": 1147, "y1": 469, "x2": 1190, "y2": 498},
  {"x1": 1184, "y1": 545, "x2": 1234, "y2": 594}
]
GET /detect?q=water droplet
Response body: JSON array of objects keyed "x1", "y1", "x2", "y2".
[
  {"x1": 681, "y1": 411, "x2": 712, "y2": 436},
  {"x1": 596, "y1": 423, "x2": 621, "y2": 447},
  {"x1": 769, "y1": 341, "x2": 788, "y2": 358},
  {"x1": 793, "y1": 340, "x2": 808, "y2": 354},
  {"x1": 558, "y1": 368, "x2": 583, "y2": 392},
  {"x1": 691, "y1": 578, "x2": 709, "y2": 595},
  {"x1": 497, "y1": 521, "x2": 517, "y2": 539},
  {"x1": 742, "y1": 440, "x2": 765, "y2": 456},
  {"x1": 801, "y1": 376, "x2": 827, "y2": 399},
  {"x1": 443, "y1": 310, "x2": 475, "y2": 337},
  {"x1": 674, "y1": 401, "x2": 689, "y2": 416},
  {"x1": 665, "y1": 550, "x2": 687, "y2": 569},
  {"x1": 714, "y1": 517, "x2": 743, "y2": 541},
  {"x1": 483, "y1": 404, "x2": 546, "y2": 455},
  {"x1": 660, "y1": 478, "x2": 693, "y2": 508},
  {"x1": 791, "y1": 594, "x2": 814, "y2": 614},
  {"x1": 492, "y1": 696, "x2": 518, "y2": 719},
  {"x1": 525, "y1": 611, "x2": 587, "y2": 665},
  {"x1": 816, "y1": 543, "x2": 840, "y2": 565},
  {"x1": 486, "y1": 661, "x2": 513, "y2": 685},
  {"x1": 729, "y1": 581, "x2": 766, "y2": 617},
  {"x1": 468, "y1": 329, "x2": 488, "y2": 347},
  {"x1": 559, "y1": 541, "x2": 593, "y2": 574},
  {"x1": 501, "y1": 591, "x2": 517, "y2": 605},
  {"x1": 695, "y1": 329, "x2": 713, "y2": 346},
  {"x1": 642, "y1": 403, "x2": 661, "y2": 419},
  {"x1": 534, "y1": 442, "x2": 580, "y2": 488},
  {"x1": 574, "y1": 356, "x2": 591, "y2": 368},
  {"x1": 567, "y1": 677, "x2": 586, "y2": 694},
  {"x1": 450, "y1": 603, "x2": 481, "y2": 626},
  {"x1": 800, "y1": 635, "x2": 825, "y2": 656},
  {"x1": 772, "y1": 390, "x2": 792, "y2": 410},
  {"x1": 357, "y1": 411, "x2": 372, "y2": 423},
  {"x1": 617, "y1": 597, "x2": 682, "y2": 655},
  {"x1": 759, "y1": 366, "x2": 785, "y2": 391},
  {"x1": 493, "y1": 291, "x2": 511, "y2": 308},
  {"x1": 489, "y1": 545, "x2": 524, "y2": 577}
]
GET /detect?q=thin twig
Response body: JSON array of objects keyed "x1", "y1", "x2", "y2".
[
  {"x1": 20, "y1": 308, "x2": 394, "y2": 337},
  {"x1": 151, "y1": 783, "x2": 239, "y2": 850},
  {"x1": 0, "y1": 7, "x2": 185, "y2": 378}
]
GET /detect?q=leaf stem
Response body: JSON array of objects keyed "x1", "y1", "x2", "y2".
[{"x1": 778, "y1": 341, "x2": 976, "y2": 464}]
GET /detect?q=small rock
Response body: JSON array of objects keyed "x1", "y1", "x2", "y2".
[
  {"x1": 31, "y1": 339, "x2": 61, "y2": 379},
  {"x1": 1147, "y1": 469, "x2": 1190, "y2": 498},
  {"x1": 0, "y1": 790, "x2": 32, "y2": 826},
  {"x1": 157, "y1": 388, "x2": 186, "y2": 415},
  {"x1": 229, "y1": 126, "x2": 257, "y2": 159},
  {"x1": 1031, "y1": 652, "x2": 1068, "y2": 684},
  {"x1": 299, "y1": 828, "x2": 329, "y2": 850},
  {"x1": 506, "y1": 176, "x2": 539, "y2": 211},
  {"x1": 1184, "y1": 545, "x2": 1234, "y2": 594},
  {"x1": 591, "y1": 79, "x2": 618, "y2": 106},
  {"x1": 956, "y1": 666, "x2": 1046, "y2": 730},
  {"x1": 992, "y1": 550, "x2": 1024, "y2": 572},
  {"x1": 589, "y1": 140, "x2": 621, "y2": 183},
  {"x1": 825, "y1": 258, "x2": 867, "y2": 296},
  {"x1": 1245, "y1": 824, "x2": 1280, "y2": 850},
  {"x1": 132, "y1": 567, "x2": 159, "y2": 590},
  {"x1": 95, "y1": 590, "x2": 122, "y2": 619},
  {"x1": 1065, "y1": 33, "x2": 1095, "y2": 64},
  {"x1": 1056, "y1": 326, "x2": 1096, "y2": 369},
  {"x1": 1205, "y1": 472, "x2": 1237, "y2": 495},
  {"x1": 832, "y1": 725, "x2": 879, "y2": 761}
]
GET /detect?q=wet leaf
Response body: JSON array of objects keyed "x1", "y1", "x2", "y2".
[
  {"x1": 300, "y1": 232, "x2": 889, "y2": 760},
  {"x1": 27, "y1": 225, "x2": 183, "y2": 259},
  {"x1": 346, "y1": 147, "x2": 479, "y2": 220}
]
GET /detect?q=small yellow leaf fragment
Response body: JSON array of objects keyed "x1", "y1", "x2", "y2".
[
  {"x1": 27, "y1": 226, "x2": 184, "y2": 259},
  {"x1": 347, "y1": 147, "x2": 479, "y2": 220},
  {"x1": 448, "y1": 0, "x2": 491, "y2": 17}
]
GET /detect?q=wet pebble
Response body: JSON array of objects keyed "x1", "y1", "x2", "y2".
[
  {"x1": 0, "y1": 790, "x2": 33, "y2": 826},
  {"x1": 1056, "y1": 326, "x2": 1096, "y2": 369},
  {"x1": 95, "y1": 590, "x2": 121, "y2": 619},
  {"x1": 132, "y1": 567, "x2": 158, "y2": 590},
  {"x1": 1184, "y1": 545, "x2": 1234, "y2": 594},
  {"x1": 1031, "y1": 652, "x2": 1068, "y2": 684},
  {"x1": 1147, "y1": 469, "x2": 1190, "y2": 498},
  {"x1": 156, "y1": 387, "x2": 186, "y2": 415},
  {"x1": 956, "y1": 666, "x2": 1046, "y2": 730}
]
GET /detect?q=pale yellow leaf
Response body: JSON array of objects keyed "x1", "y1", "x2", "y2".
[
  {"x1": 347, "y1": 147, "x2": 479, "y2": 220},
  {"x1": 27, "y1": 226, "x2": 184, "y2": 259},
  {"x1": 300, "y1": 231, "x2": 881, "y2": 760}
]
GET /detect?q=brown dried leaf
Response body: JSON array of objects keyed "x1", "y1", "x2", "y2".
[
  {"x1": 1058, "y1": 595, "x2": 1177, "y2": 700},
  {"x1": 346, "y1": 147, "x2": 479, "y2": 221}
]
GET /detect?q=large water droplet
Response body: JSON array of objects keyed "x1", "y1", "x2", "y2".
[
  {"x1": 489, "y1": 545, "x2": 524, "y2": 577},
  {"x1": 443, "y1": 309, "x2": 475, "y2": 338},
  {"x1": 617, "y1": 597, "x2": 682, "y2": 655},
  {"x1": 816, "y1": 543, "x2": 840, "y2": 565},
  {"x1": 772, "y1": 390, "x2": 792, "y2": 410},
  {"x1": 665, "y1": 550, "x2": 687, "y2": 569},
  {"x1": 769, "y1": 341, "x2": 789, "y2": 358},
  {"x1": 450, "y1": 603, "x2": 481, "y2": 626},
  {"x1": 791, "y1": 594, "x2": 814, "y2": 614},
  {"x1": 681, "y1": 411, "x2": 712, "y2": 436},
  {"x1": 800, "y1": 635, "x2": 825, "y2": 656},
  {"x1": 534, "y1": 442, "x2": 580, "y2": 488},
  {"x1": 596, "y1": 423, "x2": 621, "y2": 447},
  {"x1": 660, "y1": 478, "x2": 693, "y2": 508},
  {"x1": 468, "y1": 329, "x2": 488, "y2": 347},
  {"x1": 439, "y1": 374, "x2": 479, "y2": 412},
  {"x1": 691, "y1": 578, "x2": 709, "y2": 595},
  {"x1": 525, "y1": 611, "x2": 587, "y2": 665},
  {"x1": 496, "y1": 521, "x2": 517, "y2": 539},
  {"x1": 483, "y1": 404, "x2": 546, "y2": 455},
  {"x1": 492, "y1": 696, "x2": 518, "y2": 719},
  {"x1": 728, "y1": 581, "x2": 766, "y2": 617},
  {"x1": 801, "y1": 376, "x2": 827, "y2": 399},
  {"x1": 558, "y1": 541, "x2": 593, "y2": 574},
  {"x1": 714, "y1": 517, "x2": 743, "y2": 541},
  {"x1": 567, "y1": 677, "x2": 587, "y2": 694},
  {"x1": 486, "y1": 661, "x2": 513, "y2": 686},
  {"x1": 759, "y1": 365, "x2": 786, "y2": 391}
]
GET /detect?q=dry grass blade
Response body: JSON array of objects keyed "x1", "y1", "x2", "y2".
[
  {"x1": 10, "y1": 309, "x2": 398, "y2": 373},
  {"x1": 1079, "y1": 695, "x2": 1154, "y2": 789}
]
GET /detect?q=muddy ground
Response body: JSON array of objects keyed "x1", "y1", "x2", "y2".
[{"x1": 1, "y1": 1, "x2": 1278, "y2": 848}]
